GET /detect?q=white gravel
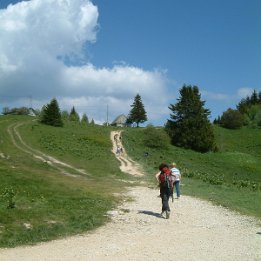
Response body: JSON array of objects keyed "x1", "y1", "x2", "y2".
[{"x1": 0, "y1": 186, "x2": 260, "y2": 261}]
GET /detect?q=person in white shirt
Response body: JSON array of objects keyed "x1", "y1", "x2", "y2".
[{"x1": 170, "y1": 162, "x2": 181, "y2": 199}]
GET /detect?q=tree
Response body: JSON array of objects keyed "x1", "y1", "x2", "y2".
[
  {"x1": 61, "y1": 110, "x2": 69, "y2": 121},
  {"x1": 81, "y1": 113, "x2": 89, "y2": 125},
  {"x1": 220, "y1": 108, "x2": 244, "y2": 129},
  {"x1": 128, "y1": 94, "x2": 147, "y2": 127},
  {"x1": 69, "y1": 106, "x2": 80, "y2": 122},
  {"x1": 165, "y1": 85, "x2": 215, "y2": 152},
  {"x1": 40, "y1": 98, "x2": 63, "y2": 127}
]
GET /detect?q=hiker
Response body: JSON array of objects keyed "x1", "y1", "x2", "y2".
[
  {"x1": 116, "y1": 146, "x2": 122, "y2": 156},
  {"x1": 170, "y1": 162, "x2": 181, "y2": 199},
  {"x1": 155, "y1": 163, "x2": 173, "y2": 219}
]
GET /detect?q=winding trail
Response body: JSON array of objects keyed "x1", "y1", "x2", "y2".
[
  {"x1": 7, "y1": 122, "x2": 87, "y2": 177},
  {"x1": 0, "y1": 128, "x2": 260, "y2": 260},
  {"x1": 111, "y1": 130, "x2": 143, "y2": 176}
]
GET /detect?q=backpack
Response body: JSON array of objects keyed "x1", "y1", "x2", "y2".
[{"x1": 159, "y1": 167, "x2": 173, "y2": 189}]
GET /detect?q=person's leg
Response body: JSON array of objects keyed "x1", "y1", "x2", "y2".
[{"x1": 176, "y1": 181, "x2": 180, "y2": 198}]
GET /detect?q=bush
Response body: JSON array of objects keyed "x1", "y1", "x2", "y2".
[
  {"x1": 143, "y1": 126, "x2": 170, "y2": 149},
  {"x1": 220, "y1": 108, "x2": 244, "y2": 129}
]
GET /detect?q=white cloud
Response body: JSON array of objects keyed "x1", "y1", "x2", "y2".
[
  {"x1": 237, "y1": 88, "x2": 254, "y2": 98},
  {"x1": 0, "y1": 0, "x2": 170, "y2": 125}
]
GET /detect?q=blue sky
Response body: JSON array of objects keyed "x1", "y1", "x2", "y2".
[{"x1": 0, "y1": 0, "x2": 260, "y2": 125}]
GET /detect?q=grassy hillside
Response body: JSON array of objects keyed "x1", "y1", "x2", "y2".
[
  {"x1": 0, "y1": 115, "x2": 260, "y2": 247},
  {"x1": 122, "y1": 125, "x2": 261, "y2": 218},
  {"x1": 0, "y1": 116, "x2": 135, "y2": 247}
]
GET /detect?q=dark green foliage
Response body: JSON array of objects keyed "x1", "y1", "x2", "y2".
[
  {"x1": 90, "y1": 118, "x2": 95, "y2": 125},
  {"x1": 81, "y1": 113, "x2": 89, "y2": 125},
  {"x1": 143, "y1": 125, "x2": 170, "y2": 149},
  {"x1": 40, "y1": 98, "x2": 63, "y2": 127},
  {"x1": 69, "y1": 106, "x2": 80, "y2": 122},
  {"x1": 236, "y1": 90, "x2": 261, "y2": 128},
  {"x1": 237, "y1": 89, "x2": 261, "y2": 114},
  {"x1": 128, "y1": 94, "x2": 147, "y2": 127},
  {"x1": 166, "y1": 85, "x2": 215, "y2": 152},
  {"x1": 220, "y1": 108, "x2": 244, "y2": 129},
  {"x1": 244, "y1": 105, "x2": 261, "y2": 127},
  {"x1": 1, "y1": 186, "x2": 16, "y2": 208}
]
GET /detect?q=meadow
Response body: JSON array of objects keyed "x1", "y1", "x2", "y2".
[
  {"x1": 0, "y1": 115, "x2": 260, "y2": 247},
  {"x1": 122, "y1": 125, "x2": 261, "y2": 218},
  {"x1": 0, "y1": 116, "x2": 135, "y2": 247}
]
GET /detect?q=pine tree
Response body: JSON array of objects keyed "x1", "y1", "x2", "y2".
[
  {"x1": 40, "y1": 98, "x2": 63, "y2": 127},
  {"x1": 90, "y1": 118, "x2": 95, "y2": 125},
  {"x1": 250, "y1": 90, "x2": 258, "y2": 105},
  {"x1": 166, "y1": 85, "x2": 215, "y2": 152},
  {"x1": 128, "y1": 94, "x2": 147, "y2": 127},
  {"x1": 69, "y1": 106, "x2": 80, "y2": 122},
  {"x1": 81, "y1": 113, "x2": 89, "y2": 125}
]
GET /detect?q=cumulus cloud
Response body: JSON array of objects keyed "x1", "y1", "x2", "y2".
[{"x1": 0, "y1": 0, "x2": 170, "y2": 125}]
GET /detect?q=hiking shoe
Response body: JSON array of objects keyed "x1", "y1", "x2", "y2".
[
  {"x1": 166, "y1": 211, "x2": 170, "y2": 219},
  {"x1": 160, "y1": 211, "x2": 165, "y2": 218}
]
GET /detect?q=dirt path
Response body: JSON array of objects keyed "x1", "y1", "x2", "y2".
[
  {"x1": 1, "y1": 130, "x2": 260, "y2": 260},
  {"x1": 7, "y1": 122, "x2": 87, "y2": 176},
  {"x1": 111, "y1": 131, "x2": 143, "y2": 176}
]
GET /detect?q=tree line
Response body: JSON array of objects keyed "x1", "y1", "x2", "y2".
[
  {"x1": 2, "y1": 85, "x2": 259, "y2": 153},
  {"x1": 214, "y1": 90, "x2": 261, "y2": 129}
]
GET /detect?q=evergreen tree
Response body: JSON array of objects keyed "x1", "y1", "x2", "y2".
[
  {"x1": 250, "y1": 90, "x2": 258, "y2": 105},
  {"x1": 69, "y1": 106, "x2": 80, "y2": 122},
  {"x1": 128, "y1": 94, "x2": 147, "y2": 127},
  {"x1": 165, "y1": 85, "x2": 215, "y2": 152},
  {"x1": 90, "y1": 118, "x2": 95, "y2": 125},
  {"x1": 40, "y1": 98, "x2": 63, "y2": 127},
  {"x1": 81, "y1": 113, "x2": 89, "y2": 125},
  {"x1": 258, "y1": 91, "x2": 261, "y2": 103}
]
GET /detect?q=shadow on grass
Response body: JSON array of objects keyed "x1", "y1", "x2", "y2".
[{"x1": 138, "y1": 210, "x2": 163, "y2": 218}]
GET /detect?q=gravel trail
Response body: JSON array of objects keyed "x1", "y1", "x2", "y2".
[{"x1": 0, "y1": 187, "x2": 260, "y2": 261}]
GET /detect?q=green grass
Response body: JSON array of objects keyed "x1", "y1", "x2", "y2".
[
  {"x1": 0, "y1": 116, "x2": 132, "y2": 247},
  {"x1": 0, "y1": 115, "x2": 260, "y2": 247},
  {"x1": 122, "y1": 126, "x2": 261, "y2": 218}
]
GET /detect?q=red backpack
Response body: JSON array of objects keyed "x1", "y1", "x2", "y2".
[{"x1": 159, "y1": 167, "x2": 173, "y2": 189}]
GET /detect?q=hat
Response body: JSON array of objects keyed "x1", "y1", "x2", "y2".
[{"x1": 171, "y1": 162, "x2": 176, "y2": 166}]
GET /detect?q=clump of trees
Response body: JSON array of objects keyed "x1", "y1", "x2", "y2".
[
  {"x1": 219, "y1": 108, "x2": 244, "y2": 129},
  {"x1": 165, "y1": 85, "x2": 215, "y2": 152},
  {"x1": 39, "y1": 99, "x2": 93, "y2": 127},
  {"x1": 214, "y1": 90, "x2": 261, "y2": 129},
  {"x1": 127, "y1": 94, "x2": 147, "y2": 127}
]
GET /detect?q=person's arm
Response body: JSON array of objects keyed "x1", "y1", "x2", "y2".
[{"x1": 155, "y1": 171, "x2": 161, "y2": 182}]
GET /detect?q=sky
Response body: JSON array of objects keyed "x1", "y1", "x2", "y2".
[{"x1": 0, "y1": 0, "x2": 260, "y2": 126}]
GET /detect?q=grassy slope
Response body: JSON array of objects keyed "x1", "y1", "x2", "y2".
[
  {"x1": 0, "y1": 116, "x2": 133, "y2": 247},
  {"x1": 122, "y1": 125, "x2": 261, "y2": 218},
  {"x1": 0, "y1": 116, "x2": 260, "y2": 247}
]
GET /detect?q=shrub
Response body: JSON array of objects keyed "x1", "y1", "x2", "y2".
[
  {"x1": 220, "y1": 108, "x2": 244, "y2": 129},
  {"x1": 143, "y1": 126, "x2": 170, "y2": 149}
]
